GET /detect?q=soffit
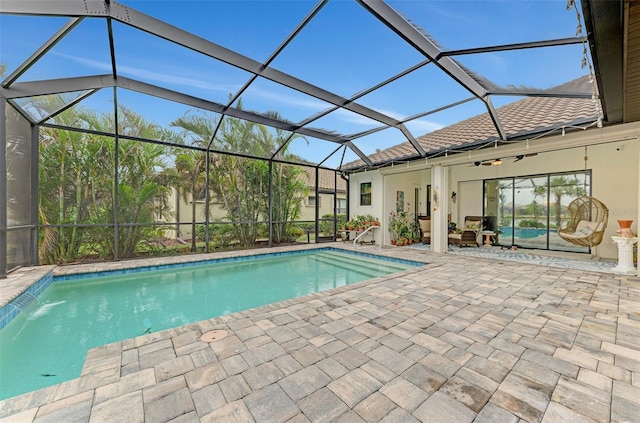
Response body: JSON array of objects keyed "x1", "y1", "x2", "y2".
[{"x1": 625, "y1": 0, "x2": 640, "y2": 122}]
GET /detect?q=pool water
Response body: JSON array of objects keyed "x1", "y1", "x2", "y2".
[{"x1": 0, "y1": 249, "x2": 419, "y2": 399}]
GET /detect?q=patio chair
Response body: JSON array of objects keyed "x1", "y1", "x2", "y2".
[
  {"x1": 448, "y1": 216, "x2": 482, "y2": 247},
  {"x1": 418, "y1": 216, "x2": 431, "y2": 244}
]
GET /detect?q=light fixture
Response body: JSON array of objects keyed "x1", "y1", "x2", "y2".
[{"x1": 491, "y1": 158, "x2": 503, "y2": 166}]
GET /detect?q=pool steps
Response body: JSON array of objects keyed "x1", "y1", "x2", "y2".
[
  {"x1": 317, "y1": 251, "x2": 413, "y2": 272},
  {"x1": 309, "y1": 255, "x2": 384, "y2": 279}
]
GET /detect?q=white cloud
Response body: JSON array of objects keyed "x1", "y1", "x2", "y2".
[
  {"x1": 52, "y1": 52, "x2": 241, "y2": 93},
  {"x1": 405, "y1": 119, "x2": 444, "y2": 134},
  {"x1": 248, "y1": 86, "x2": 330, "y2": 112}
]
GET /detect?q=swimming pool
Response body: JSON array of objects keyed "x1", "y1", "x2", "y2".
[{"x1": 0, "y1": 248, "x2": 422, "y2": 400}]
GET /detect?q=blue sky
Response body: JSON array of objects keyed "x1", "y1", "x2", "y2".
[{"x1": 1, "y1": 0, "x2": 590, "y2": 167}]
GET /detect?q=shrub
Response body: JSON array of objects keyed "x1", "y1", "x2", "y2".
[{"x1": 518, "y1": 219, "x2": 545, "y2": 228}]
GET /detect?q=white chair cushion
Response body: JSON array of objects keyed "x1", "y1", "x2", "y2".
[
  {"x1": 419, "y1": 219, "x2": 431, "y2": 233},
  {"x1": 574, "y1": 220, "x2": 597, "y2": 236}
]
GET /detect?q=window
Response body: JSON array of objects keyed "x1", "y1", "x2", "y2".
[
  {"x1": 360, "y1": 182, "x2": 372, "y2": 206},
  {"x1": 336, "y1": 198, "x2": 347, "y2": 214},
  {"x1": 307, "y1": 196, "x2": 319, "y2": 207}
]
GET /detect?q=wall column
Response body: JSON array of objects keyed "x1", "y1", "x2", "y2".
[
  {"x1": 431, "y1": 165, "x2": 449, "y2": 253},
  {"x1": 0, "y1": 98, "x2": 7, "y2": 278}
]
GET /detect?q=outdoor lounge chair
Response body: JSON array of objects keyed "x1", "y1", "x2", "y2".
[{"x1": 448, "y1": 216, "x2": 482, "y2": 247}]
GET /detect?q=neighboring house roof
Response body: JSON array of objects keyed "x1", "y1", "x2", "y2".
[
  {"x1": 303, "y1": 167, "x2": 347, "y2": 193},
  {"x1": 344, "y1": 76, "x2": 599, "y2": 171}
]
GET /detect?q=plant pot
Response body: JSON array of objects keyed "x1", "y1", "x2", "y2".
[
  {"x1": 391, "y1": 239, "x2": 397, "y2": 245},
  {"x1": 617, "y1": 220, "x2": 633, "y2": 237},
  {"x1": 617, "y1": 220, "x2": 633, "y2": 229}
]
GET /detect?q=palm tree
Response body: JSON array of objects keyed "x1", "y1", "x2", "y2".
[
  {"x1": 37, "y1": 95, "x2": 105, "y2": 263},
  {"x1": 548, "y1": 176, "x2": 586, "y2": 228},
  {"x1": 170, "y1": 111, "x2": 217, "y2": 249},
  {"x1": 174, "y1": 150, "x2": 207, "y2": 251},
  {"x1": 257, "y1": 112, "x2": 308, "y2": 244}
]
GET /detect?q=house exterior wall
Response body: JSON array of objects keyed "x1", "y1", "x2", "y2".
[
  {"x1": 299, "y1": 192, "x2": 347, "y2": 222},
  {"x1": 450, "y1": 138, "x2": 638, "y2": 259},
  {"x1": 165, "y1": 188, "x2": 226, "y2": 240},
  {"x1": 168, "y1": 188, "x2": 347, "y2": 239},
  {"x1": 348, "y1": 124, "x2": 639, "y2": 258},
  {"x1": 349, "y1": 171, "x2": 384, "y2": 244}
]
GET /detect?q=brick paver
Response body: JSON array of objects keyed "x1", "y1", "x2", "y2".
[{"x1": 1, "y1": 243, "x2": 638, "y2": 423}]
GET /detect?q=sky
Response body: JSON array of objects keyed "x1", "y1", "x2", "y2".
[{"x1": 0, "y1": 0, "x2": 591, "y2": 168}]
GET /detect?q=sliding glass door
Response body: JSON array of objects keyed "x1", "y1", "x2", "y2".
[
  {"x1": 484, "y1": 171, "x2": 590, "y2": 252},
  {"x1": 513, "y1": 176, "x2": 548, "y2": 249},
  {"x1": 548, "y1": 173, "x2": 590, "y2": 251}
]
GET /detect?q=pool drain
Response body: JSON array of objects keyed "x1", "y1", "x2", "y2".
[{"x1": 200, "y1": 329, "x2": 228, "y2": 342}]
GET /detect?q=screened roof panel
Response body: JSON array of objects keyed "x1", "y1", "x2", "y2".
[
  {"x1": 13, "y1": 90, "x2": 93, "y2": 123},
  {"x1": 285, "y1": 135, "x2": 344, "y2": 167},
  {"x1": 232, "y1": 76, "x2": 335, "y2": 125},
  {"x1": 350, "y1": 127, "x2": 407, "y2": 159},
  {"x1": 306, "y1": 108, "x2": 382, "y2": 137},
  {"x1": 42, "y1": 89, "x2": 115, "y2": 133},
  {"x1": 112, "y1": 21, "x2": 251, "y2": 106},
  {"x1": 209, "y1": 116, "x2": 274, "y2": 159},
  {"x1": 452, "y1": 45, "x2": 590, "y2": 91},
  {"x1": 0, "y1": 15, "x2": 73, "y2": 77},
  {"x1": 9, "y1": 17, "x2": 111, "y2": 83},
  {"x1": 0, "y1": 0, "x2": 607, "y2": 171},
  {"x1": 403, "y1": 98, "x2": 487, "y2": 137},
  {"x1": 117, "y1": 0, "x2": 313, "y2": 63},
  {"x1": 269, "y1": 0, "x2": 426, "y2": 99},
  {"x1": 327, "y1": 145, "x2": 360, "y2": 171},
  {"x1": 71, "y1": 87, "x2": 114, "y2": 117},
  {"x1": 115, "y1": 89, "x2": 221, "y2": 148},
  {"x1": 388, "y1": 0, "x2": 580, "y2": 50},
  {"x1": 356, "y1": 62, "x2": 476, "y2": 121}
]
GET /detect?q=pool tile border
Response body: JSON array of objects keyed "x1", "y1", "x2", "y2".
[
  {"x1": 53, "y1": 247, "x2": 426, "y2": 282},
  {"x1": 0, "y1": 271, "x2": 54, "y2": 330}
]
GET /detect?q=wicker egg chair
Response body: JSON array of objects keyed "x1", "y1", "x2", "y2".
[{"x1": 557, "y1": 196, "x2": 609, "y2": 248}]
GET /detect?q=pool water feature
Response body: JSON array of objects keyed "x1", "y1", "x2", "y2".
[{"x1": 0, "y1": 249, "x2": 421, "y2": 400}]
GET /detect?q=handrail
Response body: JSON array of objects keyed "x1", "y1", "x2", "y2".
[{"x1": 353, "y1": 226, "x2": 378, "y2": 247}]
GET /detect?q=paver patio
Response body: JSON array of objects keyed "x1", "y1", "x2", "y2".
[{"x1": 1, "y1": 243, "x2": 638, "y2": 423}]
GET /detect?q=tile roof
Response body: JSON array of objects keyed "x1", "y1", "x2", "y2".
[
  {"x1": 303, "y1": 167, "x2": 347, "y2": 192},
  {"x1": 344, "y1": 77, "x2": 598, "y2": 170}
]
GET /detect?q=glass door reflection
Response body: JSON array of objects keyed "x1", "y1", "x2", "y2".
[{"x1": 513, "y1": 177, "x2": 549, "y2": 249}]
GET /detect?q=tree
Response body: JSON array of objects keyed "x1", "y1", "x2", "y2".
[
  {"x1": 38, "y1": 101, "x2": 172, "y2": 262},
  {"x1": 548, "y1": 176, "x2": 586, "y2": 228},
  {"x1": 37, "y1": 96, "x2": 109, "y2": 263},
  {"x1": 171, "y1": 105, "x2": 308, "y2": 248},
  {"x1": 170, "y1": 111, "x2": 217, "y2": 249},
  {"x1": 257, "y1": 112, "x2": 308, "y2": 244}
]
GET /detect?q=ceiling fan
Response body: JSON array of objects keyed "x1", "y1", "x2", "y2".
[{"x1": 473, "y1": 158, "x2": 503, "y2": 166}]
